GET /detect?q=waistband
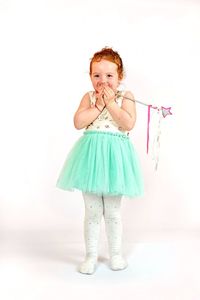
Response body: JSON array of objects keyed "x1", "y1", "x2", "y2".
[{"x1": 84, "y1": 130, "x2": 129, "y2": 139}]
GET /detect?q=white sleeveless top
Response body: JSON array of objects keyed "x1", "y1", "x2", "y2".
[{"x1": 85, "y1": 91, "x2": 129, "y2": 135}]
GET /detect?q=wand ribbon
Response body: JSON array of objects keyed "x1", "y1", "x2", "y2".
[{"x1": 116, "y1": 91, "x2": 172, "y2": 170}]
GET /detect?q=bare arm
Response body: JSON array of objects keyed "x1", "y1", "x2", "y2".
[
  {"x1": 73, "y1": 92, "x2": 103, "y2": 129},
  {"x1": 106, "y1": 91, "x2": 136, "y2": 131}
]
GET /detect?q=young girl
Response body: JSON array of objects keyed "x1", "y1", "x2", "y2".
[{"x1": 56, "y1": 47, "x2": 143, "y2": 274}]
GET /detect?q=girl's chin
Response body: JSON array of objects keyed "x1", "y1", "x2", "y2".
[{"x1": 95, "y1": 87, "x2": 104, "y2": 93}]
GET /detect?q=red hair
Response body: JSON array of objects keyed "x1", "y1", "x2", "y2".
[{"x1": 90, "y1": 47, "x2": 124, "y2": 80}]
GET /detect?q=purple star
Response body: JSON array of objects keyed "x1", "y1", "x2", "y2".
[{"x1": 161, "y1": 106, "x2": 172, "y2": 118}]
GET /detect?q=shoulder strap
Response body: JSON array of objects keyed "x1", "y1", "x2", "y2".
[
  {"x1": 88, "y1": 91, "x2": 96, "y2": 106},
  {"x1": 116, "y1": 90, "x2": 126, "y2": 107}
]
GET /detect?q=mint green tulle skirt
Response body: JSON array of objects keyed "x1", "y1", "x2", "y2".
[{"x1": 56, "y1": 130, "x2": 144, "y2": 197}]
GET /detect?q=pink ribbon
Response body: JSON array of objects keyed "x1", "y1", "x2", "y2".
[
  {"x1": 147, "y1": 105, "x2": 152, "y2": 154},
  {"x1": 147, "y1": 105, "x2": 159, "y2": 154}
]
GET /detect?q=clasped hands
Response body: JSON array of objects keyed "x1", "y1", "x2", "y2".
[{"x1": 95, "y1": 84, "x2": 116, "y2": 112}]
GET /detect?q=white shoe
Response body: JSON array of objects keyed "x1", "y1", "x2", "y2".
[
  {"x1": 110, "y1": 255, "x2": 128, "y2": 271},
  {"x1": 78, "y1": 257, "x2": 97, "y2": 275}
]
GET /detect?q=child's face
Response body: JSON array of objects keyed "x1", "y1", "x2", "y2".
[{"x1": 90, "y1": 59, "x2": 120, "y2": 93}]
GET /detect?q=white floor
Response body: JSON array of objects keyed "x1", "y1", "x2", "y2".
[{"x1": 0, "y1": 230, "x2": 200, "y2": 300}]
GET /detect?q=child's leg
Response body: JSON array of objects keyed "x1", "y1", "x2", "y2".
[
  {"x1": 103, "y1": 195, "x2": 128, "y2": 271},
  {"x1": 78, "y1": 192, "x2": 103, "y2": 274}
]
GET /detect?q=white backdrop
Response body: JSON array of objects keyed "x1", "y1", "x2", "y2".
[{"x1": 0, "y1": 0, "x2": 200, "y2": 241}]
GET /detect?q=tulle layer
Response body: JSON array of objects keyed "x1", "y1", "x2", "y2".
[{"x1": 56, "y1": 131, "x2": 144, "y2": 197}]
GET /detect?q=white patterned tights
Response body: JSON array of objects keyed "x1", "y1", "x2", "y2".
[{"x1": 78, "y1": 192, "x2": 127, "y2": 274}]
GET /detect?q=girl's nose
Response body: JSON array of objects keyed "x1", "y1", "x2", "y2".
[
  {"x1": 99, "y1": 81, "x2": 108, "y2": 88},
  {"x1": 100, "y1": 75, "x2": 107, "y2": 84}
]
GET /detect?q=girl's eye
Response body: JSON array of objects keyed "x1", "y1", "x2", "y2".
[
  {"x1": 107, "y1": 74, "x2": 113, "y2": 78},
  {"x1": 94, "y1": 75, "x2": 99, "y2": 78}
]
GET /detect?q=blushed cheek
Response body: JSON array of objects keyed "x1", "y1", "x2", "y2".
[{"x1": 93, "y1": 83, "x2": 102, "y2": 93}]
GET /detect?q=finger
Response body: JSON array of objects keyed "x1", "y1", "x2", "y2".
[
  {"x1": 104, "y1": 85, "x2": 113, "y2": 92},
  {"x1": 103, "y1": 88, "x2": 113, "y2": 99}
]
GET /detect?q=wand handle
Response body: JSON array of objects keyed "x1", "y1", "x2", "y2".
[{"x1": 116, "y1": 92, "x2": 148, "y2": 107}]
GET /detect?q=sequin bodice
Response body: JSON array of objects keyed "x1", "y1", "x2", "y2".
[{"x1": 85, "y1": 91, "x2": 129, "y2": 135}]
